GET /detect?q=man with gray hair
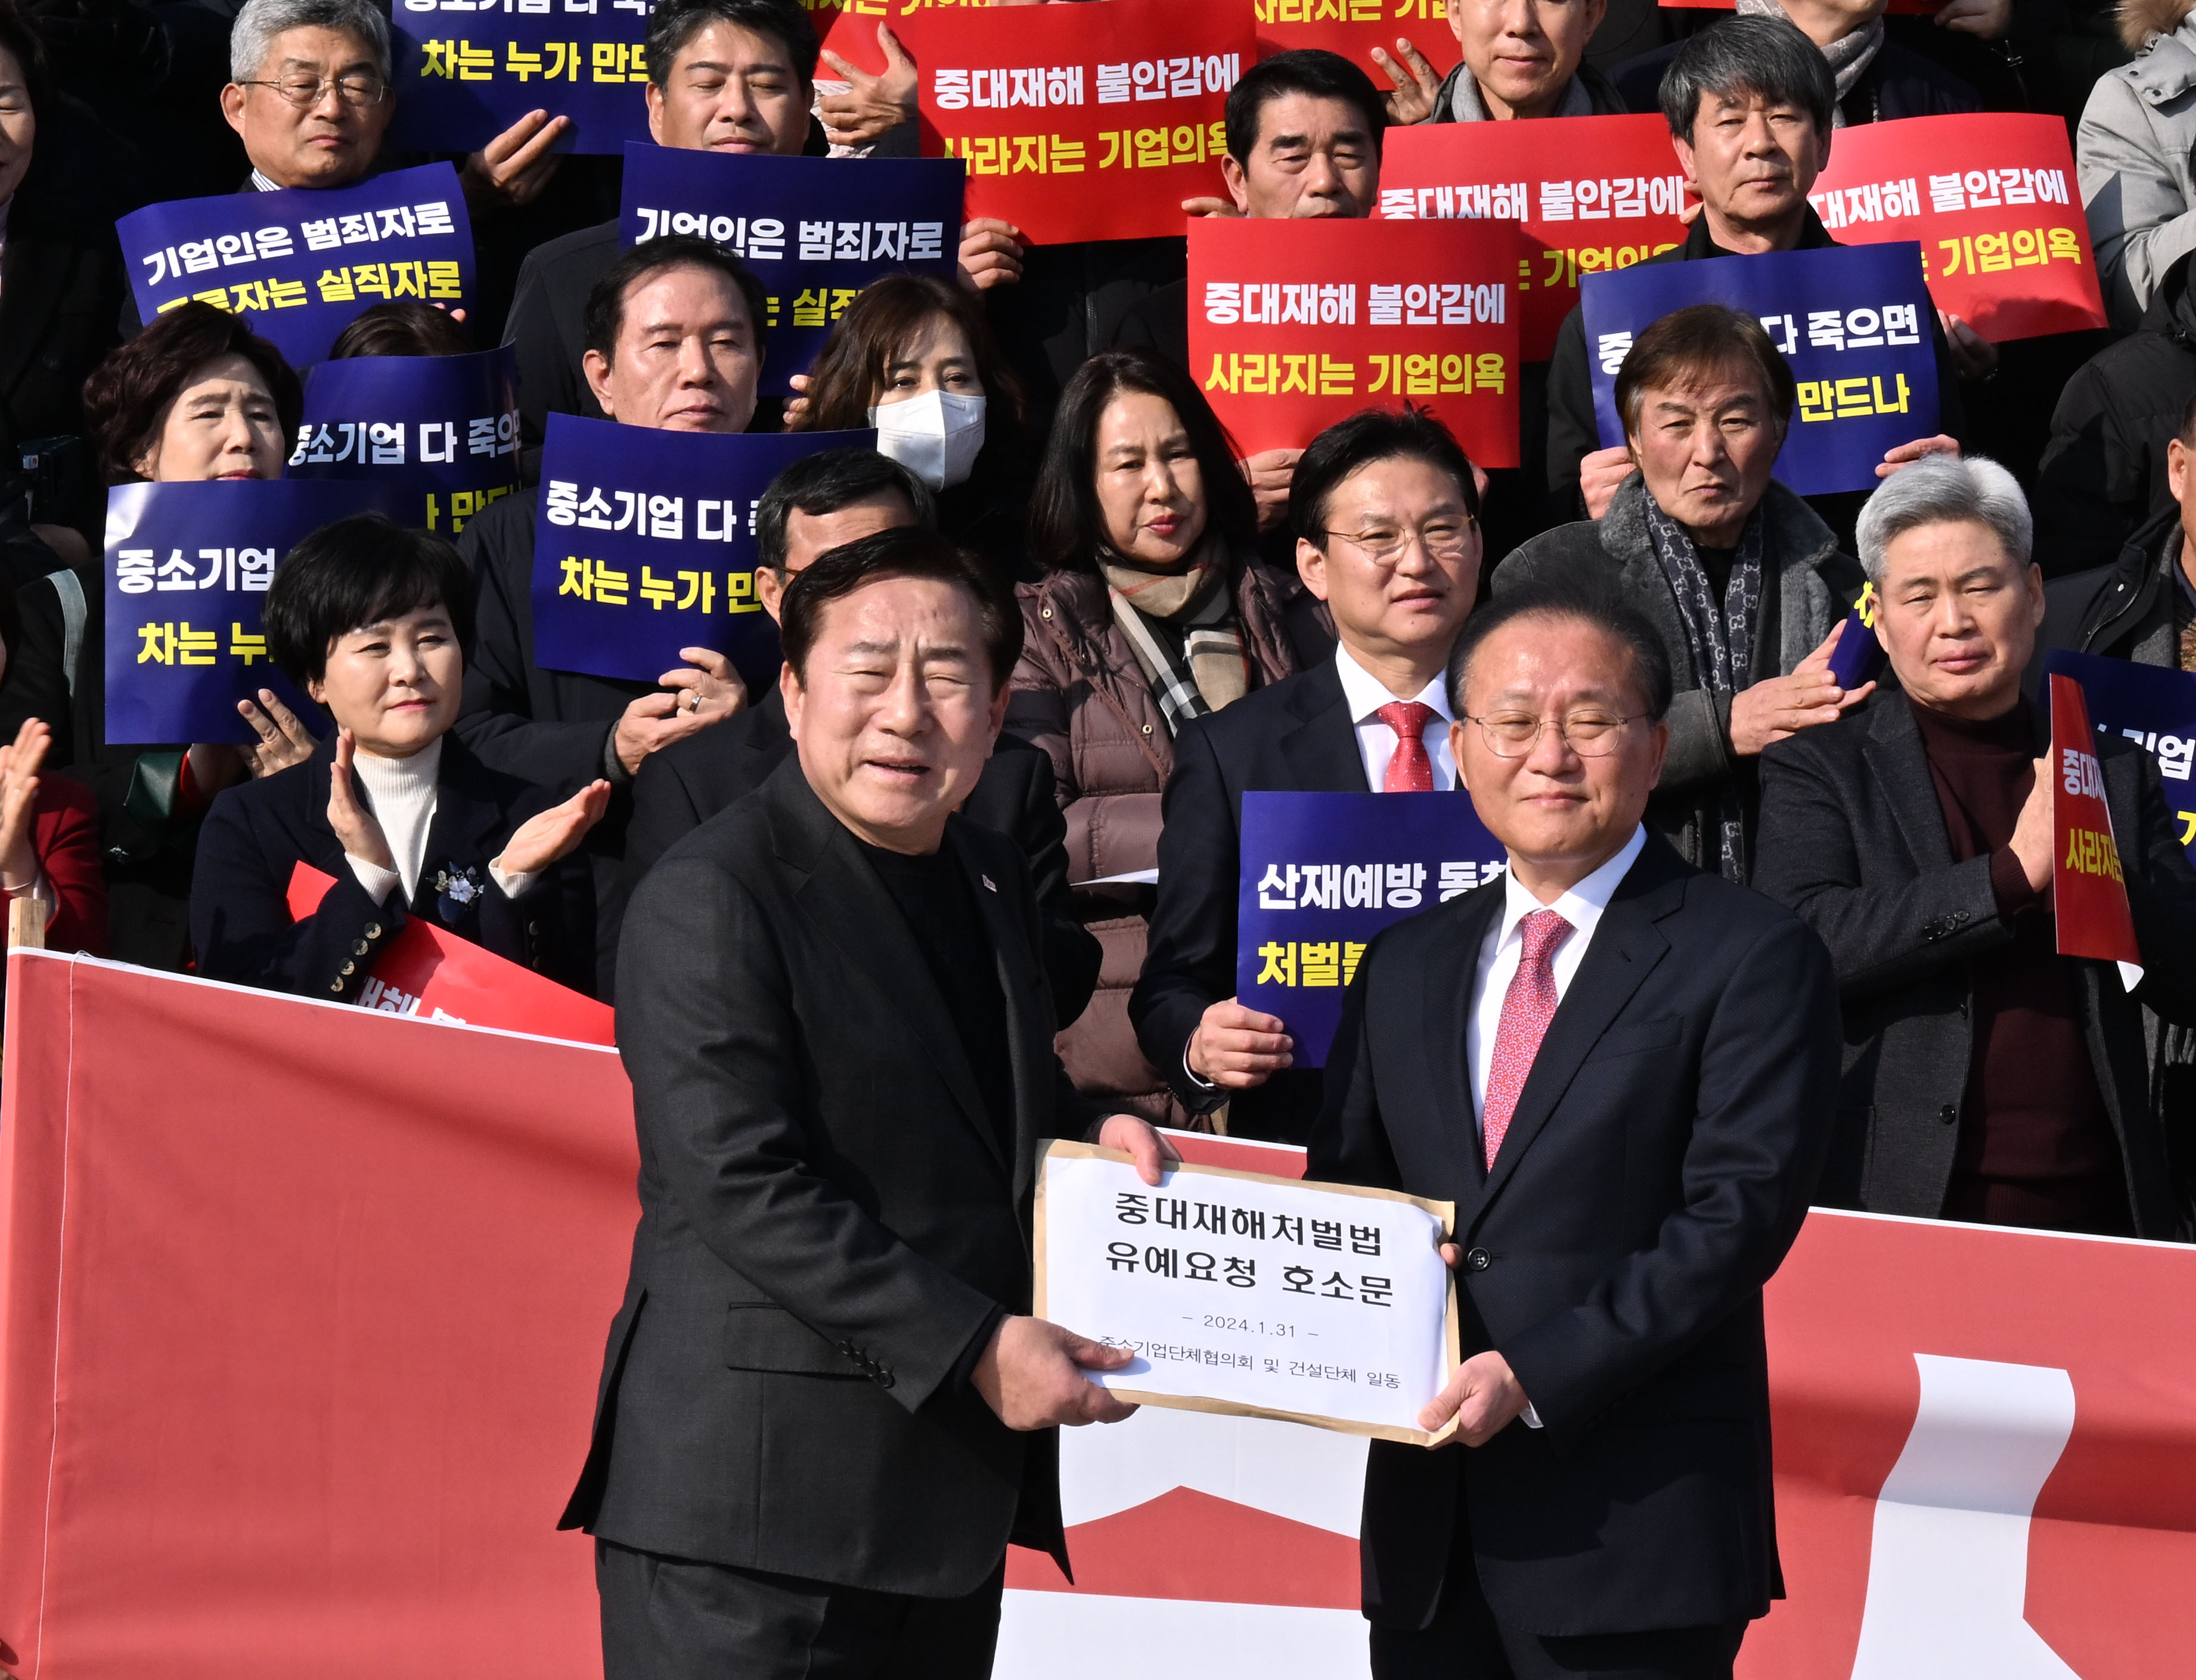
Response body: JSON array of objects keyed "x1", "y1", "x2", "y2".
[
  {"x1": 222, "y1": 0, "x2": 565, "y2": 205},
  {"x1": 1755, "y1": 455, "x2": 2196, "y2": 1238},
  {"x1": 1543, "y1": 15, "x2": 1975, "y2": 530}
]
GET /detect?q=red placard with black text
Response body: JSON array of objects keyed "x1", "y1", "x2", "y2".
[
  {"x1": 286, "y1": 862, "x2": 616, "y2": 1046},
  {"x1": 1249, "y1": 0, "x2": 1453, "y2": 70},
  {"x1": 1377, "y1": 114, "x2": 1687, "y2": 361},
  {"x1": 1805, "y1": 114, "x2": 2105, "y2": 341},
  {"x1": 1189, "y1": 216, "x2": 1521, "y2": 464},
  {"x1": 821, "y1": 0, "x2": 1254, "y2": 245},
  {"x1": 2048, "y1": 674, "x2": 2145, "y2": 985}
]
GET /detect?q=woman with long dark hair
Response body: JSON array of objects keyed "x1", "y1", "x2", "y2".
[
  {"x1": 787, "y1": 272, "x2": 1032, "y2": 577},
  {"x1": 1010, "y1": 347, "x2": 1329, "y2": 1122}
]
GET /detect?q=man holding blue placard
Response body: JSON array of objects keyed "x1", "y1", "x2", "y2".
[
  {"x1": 458, "y1": 235, "x2": 762, "y2": 992},
  {"x1": 1132, "y1": 408, "x2": 1481, "y2": 1143},
  {"x1": 222, "y1": 0, "x2": 566, "y2": 209},
  {"x1": 1499, "y1": 305, "x2": 1871, "y2": 883},
  {"x1": 1544, "y1": 17, "x2": 1971, "y2": 529}
]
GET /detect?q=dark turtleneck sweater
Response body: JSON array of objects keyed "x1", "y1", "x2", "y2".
[{"x1": 1910, "y1": 698, "x2": 2132, "y2": 1235}]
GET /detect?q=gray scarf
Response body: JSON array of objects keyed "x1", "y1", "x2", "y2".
[
  {"x1": 1431, "y1": 61, "x2": 1596, "y2": 123},
  {"x1": 1642, "y1": 498, "x2": 1767, "y2": 882},
  {"x1": 1737, "y1": 0, "x2": 1884, "y2": 126}
]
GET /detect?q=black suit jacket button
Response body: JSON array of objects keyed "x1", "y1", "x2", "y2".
[
  {"x1": 877, "y1": 1369, "x2": 895, "y2": 1389},
  {"x1": 1464, "y1": 1246, "x2": 1491, "y2": 1272},
  {"x1": 351, "y1": 938, "x2": 370, "y2": 956},
  {"x1": 330, "y1": 979, "x2": 345, "y2": 993},
  {"x1": 364, "y1": 922, "x2": 383, "y2": 940},
  {"x1": 1940, "y1": 1104, "x2": 1958, "y2": 1124},
  {"x1": 1952, "y1": 909, "x2": 1971, "y2": 925},
  {"x1": 340, "y1": 960, "x2": 355, "y2": 976}
]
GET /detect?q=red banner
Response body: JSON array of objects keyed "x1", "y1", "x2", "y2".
[
  {"x1": 1249, "y1": 0, "x2": 1453, "y2": 68},
  {"x1": 10, "y1": 962, "x2": 2196, "y2": 1676},
  {"x1": 821, "y1": 0, "x2": 1255, "y2": 245},
  {"x1": 286, "y1": 861, "x2": 616, "y2": 1046},
  {"x1": 1189, "y1": 216, "x2": 1522, "y2": 464},
  {"x1": 1376, "y1": 114, "x2": 1686, "y2": 361},
  {"x1": 2048, "y1": 673, "x2": 2145, "y2": 980},
  {"x1": 1805, "y1": 114, "x2": 2106, "y2": 341},
  {"x1": 0, "y1": 951, "x2": 636, "y2": 1678}
]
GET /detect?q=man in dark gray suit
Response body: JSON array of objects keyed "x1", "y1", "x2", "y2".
[
  {"x1": 1756, "y1": 456, "x2": 2196, "y2": 1237},
  {"x1": 562, "y1": 528, "x2": 1170, "y2": 1675}
]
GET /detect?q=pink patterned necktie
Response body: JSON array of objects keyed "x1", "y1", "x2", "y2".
[
  {"x1": 1376, "y1": 701, "x2": 1435, "y2": 793},
  {"x1": 1481, "y1": 909, "x2": 1572, "y2": 1172}
]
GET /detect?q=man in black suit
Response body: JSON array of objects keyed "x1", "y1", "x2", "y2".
[
  {"x1": 1757, "y1": 456, "x2": 2196, "y2": 1237},
  {"x1": 1314, "y1": 577, "x2": 1839, "y2": 1680},
  {"x1": 563, "y1": 527, "x2": 1169, "y2": 1676},
  {"x1": 1130, "y1": 408, "x2": 1482, "y2": 1142},
  {"x1": 623, "y1": 447, "x2": 1102, "y2": 1020},
  {"x1": 457, "y1": 235, "x2": 764, "y2": 991}
]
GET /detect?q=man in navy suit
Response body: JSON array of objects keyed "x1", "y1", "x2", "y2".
[
  {"x1": 1313, "y1": 575, "x2": 1839, "y2": 1679},
  {"x1": 1130, "y1": 406, "x2": 1481, "y2": 1142}
]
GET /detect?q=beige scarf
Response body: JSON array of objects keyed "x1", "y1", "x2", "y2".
[{"x1": 1100, "y1": 547, "x2": 1252, "y2": 732}]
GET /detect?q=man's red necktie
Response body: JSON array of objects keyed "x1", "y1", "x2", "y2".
[
  {"x1": 1376, "y1": 700, "x2": 1436, "y2": 793},
  {"x1": 1481, "y1": 909, "x2": 1571, "y2": 1171}
]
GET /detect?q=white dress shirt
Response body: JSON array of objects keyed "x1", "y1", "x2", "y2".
[
  {"x1": 1332, "y1": 644, "x2": 1456, "y2": 792},
  {"x1": 1459, "y1": 824, "x2": 1643, "y2": 1433},
  {"x1": 1465, "y1": 824, "x2": 1647, "y2": 1129}
]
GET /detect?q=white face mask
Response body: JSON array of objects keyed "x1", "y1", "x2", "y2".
[{"x1": 867, "y1": 390, "x2": 987, "y2": 490}]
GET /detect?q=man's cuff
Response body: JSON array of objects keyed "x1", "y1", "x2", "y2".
[
  {"x1": 1182, "y1": 1045, "x2": 1216, "y2": 1092},
  {"x1": 601, "y1": 726, "x2": 632, "y2": 786},
  {"x1": 488, "y1": 861, "x2": 537, "y2": 900},
  {"x1": 1990, "y1": 846, "x2": 2042, "y2": 915},
  {"x1": 1520, "y1": 1400, "x2": 1543, "y2": 1430},
  {"x1": 949, "y1": 1303, "x2": 1008, "y2": 1395}
]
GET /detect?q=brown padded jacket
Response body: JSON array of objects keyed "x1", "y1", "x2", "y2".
[{"x1": 1008, "y1": 558, "x2": 1317, "y2": 1120}]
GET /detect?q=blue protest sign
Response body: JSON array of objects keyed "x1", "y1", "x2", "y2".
[
  {"x1": 118, "y1": 165, "x2": 476, "y2": 369},
  {"x1": 619, "y1": 147, "x2": 966, "y2": 397},
  {"x1": 106, "y1": 480, "x2": 411, "y2": 746},
  {"x1": 530, "y1": 414, "x2": 877, "y2": 690},
  {"x1": 2043, "y1": 647, "x2": 2196, "y2": 861},
  {"x1": 388, "y1": 1, "x2": 650, "y2": 154},
  {"x1": 1580, "y1": 243, "x2": 1940, "y2": 497},
  {"x1": 1827, "y1": 579, "x2": 1888, "y2": 691},
  {"x1": 290, "y1": 347, "x2": 522, "y2": 537},
  {"x1": 1236, "y1": 790, "x2": 1506, "y2": 1067}
]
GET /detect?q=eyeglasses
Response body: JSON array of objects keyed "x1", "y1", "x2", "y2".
[
  {"x1": 241, "y1": 74, "x2": 389, "y2": 108},
  {"x1": 1462, "y1": 712, "x2": 1642, "y2": 758},
  {"x1": 1320, "y1": 518, "x2": 1477, "y2": 567}
]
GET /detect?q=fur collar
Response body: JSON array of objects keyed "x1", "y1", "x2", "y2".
[{"x1": 2120, "y1": 0, "x2": 2196, "y2": 54}]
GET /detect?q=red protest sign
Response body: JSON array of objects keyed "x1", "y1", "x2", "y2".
[
  {"x1": 1376, "y1": 114, "x2": 1686, "y2": 361},
  {"x1": 822, "y1": 0, "x2": 1254, "y2": 244},
  {"x1": 1189, "y1": 216, "x2": 1522, "y2": 464},
  {"x1": 2048, "y1": 673, "x2": 2144, "y2": 985},
  {"x1": 286, "y1": 861, "x2": 616, "y2": 1046},
  {"x1": 1249, "y1": 0, "x2": 1453, "y2": 69},
  {"x1": 1806, "y1": 113, "x2": 2105, "y2": 340}
]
